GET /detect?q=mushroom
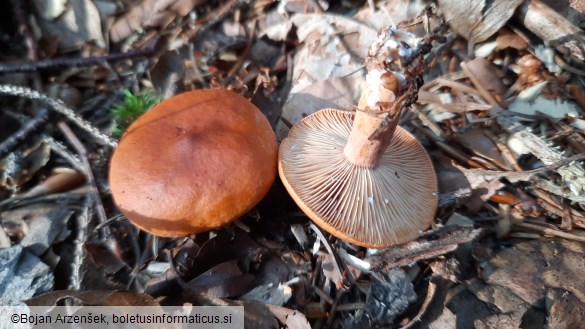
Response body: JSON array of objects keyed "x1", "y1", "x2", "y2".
[
  {"x1": 109, "y1": 89, "x2": 277, "y2": 237},
  {"x1": 278, "y1": 28, "x2": 438, "y2": 248}
]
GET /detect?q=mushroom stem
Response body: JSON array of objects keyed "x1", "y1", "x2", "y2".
[{"x1": 343, "y1": 82, "x2": 402, "y2": 168}]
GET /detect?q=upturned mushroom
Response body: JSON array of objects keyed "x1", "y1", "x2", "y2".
[
  {"x1": 109, "y1": 89, "x2": 277, "y2": 237},
  {"x1": 279, "y1": 27, "x2": 438, "y2": 248}
]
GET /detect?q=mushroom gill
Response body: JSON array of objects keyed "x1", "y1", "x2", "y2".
[{"x1": 279, "y1": 108, "x2": 438, "y2": 248}]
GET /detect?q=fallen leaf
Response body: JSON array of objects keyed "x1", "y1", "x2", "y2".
[
  {"x1": 459, "y1": 127, "x2": 508, "y2": 169},
  {"x1": 274, "y1": 13, "x2": 377, "y2": 138},
  {"x1": 21, "y1": 168, "x2": 85, "y2": 198},
  {"x1": 352, "y1": 0, "x2": 425, "y2": 31},
  {"x1": 276, "y1": 76, "x2": 362, "y2": 139},
  {"x1": 496, "y1": 27, "x2": 528, "y2": 50},
  {"x1": 477, "y1": 241, "x2": 547, "y2": 307},
  {"x1": 33, "y1": 0, "x2": 106, "y2": 51},
  {"x1": 110, "y1": 0, "x2": 206, "y2": 42},
  {"x1": 464, "y1": 57, "x2": 506, "y2": 99}
]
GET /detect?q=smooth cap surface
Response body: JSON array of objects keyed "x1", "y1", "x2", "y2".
[
  {"x1": 278, "y1": 108, "x2": 438, "y2": 248},
  {"x1": 110, "y1": 89, "x2": 277, "y2": 236}
]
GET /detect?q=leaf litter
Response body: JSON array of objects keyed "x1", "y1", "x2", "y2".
[{"x1": 0, "y1": 0, "x2": 584, "y2": 327}]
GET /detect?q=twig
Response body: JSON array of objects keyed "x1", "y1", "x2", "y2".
[
  {"x1": 69, "y1": 198, "x2": 90, "y2": 290},
  {"x1": 482, "y1": 130, "x2": 521, "y2": 171},
  {"x1": 0, "y1": 48, "x2": 155, "y2": 74},
  {"x1": 457, "y1": 153, "x2": 585, "y2": 182},
  {"x1": 334, "y1": 302, "x2": 365, "y2": 312},
  {"x1": 515, "y1": 222, "x2": 585, "y2": 243},
  {"x1": 58, "y1": 121, "x2": 110, "y2": 239},
  {"x1": 368, "y1": 226, "x2": 484, "y2": 271},
  {"x1": 517, "y1": 0, "x2": 585, "y2": 64},
  {"x1": 0, "y1": 84, "x2": 117, "y2": 147},
  {"x1": 324, "y1": 290, "x2": 347, "y2": 329},
  {"x1": 94, "y1": 214, "x2": 125, "y2": 232},
  {"x1": 0, "y1": 108, "x2": 49, "y2": 159},
  {"x1": 43, "y1": 136, "x2": 84, "y2": 172},
  {"x1": 313, "y1": 285, "x2": 334, "y2": 305}
]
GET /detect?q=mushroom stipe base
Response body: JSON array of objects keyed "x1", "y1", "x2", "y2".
[{"x1": 278, "y1": 108, "x2": 438, "y2": 248}]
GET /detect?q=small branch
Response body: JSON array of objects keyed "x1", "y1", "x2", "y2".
[
  {"x1": 43, "y1": 136, "x2": 84, "y2": 172},
  {"x1": 58, "y1": 121, "x2": 111, "y2": 239},
  {"x1": 0, "y1": 84, "x2": 117, "y2": 147},
  {"x1": 516, "y1": 0, "x2": 585, "y2": 64},
  {"x1": 457, "y1": 153, "x2": 585, "y2": 182},
  {"x1": 516, "y1": 222, "x2": 585, "y2": 243},
  {"x1": 0, "y1": 48, "x2": 155, "y2": 74},
  {"x1": 368, "y1": 226, "x2": 484, "y2": 271},
  {"x1": 0, "y1": 108, "x2": 49, "y2": 159}
]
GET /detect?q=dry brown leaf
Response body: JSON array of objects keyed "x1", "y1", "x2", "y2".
[
  {"x1": 568, "y1": 83, "x2": 585, "y2": 111},
  {"x1": 276, "y1": 76, "x2": 361, "y2": 139},
  {"x1": 288, "y1": 13, "x2": 375, "y2": 90},
  {"x1": 459, "y1": 127, "x2": 508, "y2": 169},
  {"x1": 110, "y1": 0, "x2": 205, "y2": 42},
  {"x1": 464, "y1": 57, "x2": 506, "y2": 99},
  {"x1": 274, "y1": 13, "x2": 377, "y2": 138},
  {"x1": 22, "y1": 168, "x2": 85, "y2": 198},
  {"x1": 437, "y1": 0, "x2": 523, "y2": 44},
  {"x1": 352, "y1": 0, "x2": 425, "y2": 31},
  {"x1": 496, "y1": 27, "x2": 528, "y2": 50},
  {"x1": 33, "y1": 0, "x2": 106, "y2": 52},
  {"x1": 321, "y1": 253, "x2": 344, "y2": 288}
]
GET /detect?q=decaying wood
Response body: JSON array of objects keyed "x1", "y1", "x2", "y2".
[
  {"x1": 516, "y1": 0, "x2": 585, "y2": 65},
  {"x1": 367, "y1": 226, "x2": 484, "y2": 272},
  {"x1": 496, "y1": 113, "x2": 585, "y2": 205},
  {"x1": 455, "y1": 153, "x2": 585, "y2": 185}
]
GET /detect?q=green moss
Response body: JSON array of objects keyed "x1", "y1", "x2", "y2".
[{"x1": 111, "y1": 90, "x2": 159, "y2": 137}]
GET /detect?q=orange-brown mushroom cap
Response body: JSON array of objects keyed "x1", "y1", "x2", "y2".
[
  {"x1": 278, "y1": 108, "x2": 438, "y2": 248},
  {"x1": 109, "y1": 89, "x2": 277, "y2": 237}
]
